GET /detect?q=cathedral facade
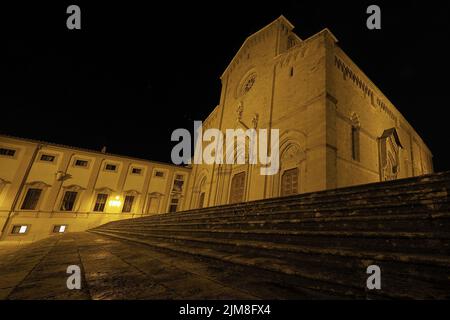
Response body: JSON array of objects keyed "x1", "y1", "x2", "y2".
[
  {"x1": 185, "y1": 16, "x2": 433, "y2": 209},
  {"x1": 0, "y1": 16, "x2": 433, "y2": 243}
]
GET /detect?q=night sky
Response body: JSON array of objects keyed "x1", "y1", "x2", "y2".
[{"x1": 1, "y1": 1, "x2": 449, "y2": 171}]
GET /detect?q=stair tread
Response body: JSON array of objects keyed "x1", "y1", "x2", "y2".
[
  {"x1": 88, "y1": 172, "x2": 450, "y2": 299},
  {"x1": 109, "y1": 203, "x2": 450, "y2": 227},
  {"x1": 96, "y1": 226, "x2": 450, "y2": 239},
  {"x1": 174, "y1": 181, "x2": 450, "y2": 217},
  {"x1": 178, "y1": 175, "x2": 450, "y2": 215},
  {"x1": 89, "y1": 229, "x2": 450, "y2": 299},
  {"x1": 109, "y1": 212, "x2": 450, "y2": 228},
  {"x1": 90, "y1": 229, "x2": 450, "y2": 267}
]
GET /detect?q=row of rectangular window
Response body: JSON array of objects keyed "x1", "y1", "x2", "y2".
[
  {"x1": 20, "y1": 188, "x2": 138, "y2": 213},
  {"x1": 40, "y1": 154, "x2": 55, "y2": 162},
  {"x1": 11, "y1": 224, "x2": 67, "y2": 235},
  {"x1": 19, "y1": 189, "x2": 184, "y2": 214},
  {"x1": 19, "y1": 173, "x2": 185, "y2": 212},
  {"x1": 93, "y1": 194, "x2": 135, "y2": 213},
  {"x1": 0, "y1": 148, "x2": 16, "y2": 157},
  {"x1": 74, "y1": 159, "x2": 163, "y2": 177},
  {"x1": 1, "y1": 148, "x2": 169, "y2": 178}
]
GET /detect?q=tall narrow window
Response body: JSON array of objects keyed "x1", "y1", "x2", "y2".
[
  {"x1": 172, "y1": 175, "x2": 184, "y2": 192},
  {"x1": 169, "y1": 197, "x2": 179, "y2": 213},
  {"x1": 122, "y1": 195, "x2": 135, "y2": 213},
  {"x1": 281, "y1": 168, "x2": 299, "y2": 196},
  {"x1": 351, "y1": 126, "x2": 360, "y2": 161},
  {"x1": 94, "y1": 193, "x2": 108, "y2": 212},
  {"x1": 60, "y1": 191, "x2": 78, "y2": 211},
  {"x1": 21, "y1": 188, "x2": 42, "y2": 210},
  {"x1": 198, "y1": 192, "x2": 205, "y2": 209}
]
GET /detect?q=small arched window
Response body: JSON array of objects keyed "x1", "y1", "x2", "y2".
[
  {"x1": 351, "y1": 126, "x2": 360, "y2": 161},
  {"x1": 350, "y1": 113, "x2": 361, "y2": 162}
]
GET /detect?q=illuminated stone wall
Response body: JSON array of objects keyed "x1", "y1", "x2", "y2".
[
  {"x1": 0, "y1": 17, "x2": 434, "y2": 243},
  {"x1": 0, "y1": 135, "x2": 190, "y2": 243},
  {"x1": 186, "y1": 16, "x2": 433, "y2": 209}
]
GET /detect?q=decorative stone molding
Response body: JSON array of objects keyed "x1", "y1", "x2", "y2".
[
  {"x1": 148, "y1": 192, "x2": 164, "y2": 198},
  {"x1": 326, "y1": 92, "x2": 338, "y2": 105},
  {"x1": 351, "y1": 112, "x2": 361, "y2": 128},
  {"x1": 95, "y1": 187, "x2": 115, "y2": 194},
  {"x1": 252, "y1": 113, "x2": 259, "y2": 129},
  {"x1": 124, "y1": 189, "x2": 141, "y2": 196},
  {"x1": 62, "y1": 184, "x2": 85, "y2": 192},
  {"x1": 25, "y1": 181, "x2": 52, "y2": 188},
  {"x1": 335, "y1": 55, "x2": 398, "y2": 124},
  {"x1": 379, "y1": 128, "x2": 403, "y2": 181},
  {"x1": 281, "y1": 143, "x2": 306, "y2": 165},
  {"x1": 236, "y1": 101, "x2": 244, "y2": 121},
  {"x1": 0, "y1": 178, "x2": 11, "y2": 187}
]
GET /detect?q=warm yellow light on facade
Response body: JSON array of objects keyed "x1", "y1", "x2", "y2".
[{"x1": 109, "y1": 195, "x2": 122, "y2": 208}]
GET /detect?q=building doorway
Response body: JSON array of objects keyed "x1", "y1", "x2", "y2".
[
  {"x1": 281, "y1": 168, "x2": 299, "y2": 196},
  {"x1": 229, "y1": 172, "x2": 246, "y2": 204}
]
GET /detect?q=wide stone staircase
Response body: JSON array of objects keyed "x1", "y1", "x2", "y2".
[{"x1": 90, "y1": 172, "x2": 450, "y2": 299}]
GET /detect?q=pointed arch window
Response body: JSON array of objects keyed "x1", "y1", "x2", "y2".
[{"x1": 350, "y1": 113, "x2": 361, "y2": 162}]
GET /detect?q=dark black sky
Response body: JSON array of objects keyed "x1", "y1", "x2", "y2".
[{"x1": 1, "y1": 1, "x2": 449, "y2": 171}]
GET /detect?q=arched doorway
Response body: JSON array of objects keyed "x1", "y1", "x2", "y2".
[
  {"x1": 280, "y1": 168, "x2": 299, "y2": 196},
  {"x1": 276, "y1": 141, "x2": 305, "y2": 197},
  {"x1": 229, "y1": 172, "x2": 246, "y2": 204}
]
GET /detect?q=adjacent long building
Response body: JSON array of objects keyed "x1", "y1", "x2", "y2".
[
  {"x1": 0, "y1": 135, "x2": 191, "y2": 243},
  {"x1": 0, "y1": 16, "x2": 433, "y2": 243}
]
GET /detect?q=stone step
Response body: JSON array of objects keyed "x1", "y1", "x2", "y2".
[
  {"x1": 90, "y1": 172, "x2": 450, "y2": 299},
  {"x1": 181, "y1": 171, "x2": 449, "y2": 208},
  {"x1": 99, "y1": 186, "x2": 445, "y2": 230},
  {"x1": 107, "y1": 201, "x2": 450, "y2": 228},
  {"x1": 96, "y1": 226, "x2": 450, "y2": 255},
  {"x1": 92, "y1": 228, "x2": 450, "y2": 272},
  {"x1": 89, "y1": 229, "x2": 450, "y2": 299},
  {"x1": 175, "y1": 174, "x2": 450, "y2": 217},
  {"x1": 148, "y1": 186, "x2": 449, "y2": 222},
  {"x1": 103, "y1": 213, "x2": 450, "y2": 233}
]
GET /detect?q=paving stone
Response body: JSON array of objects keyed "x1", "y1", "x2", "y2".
[{"x1": 1, "y1": 172, "x2": 450, "y2": 299}]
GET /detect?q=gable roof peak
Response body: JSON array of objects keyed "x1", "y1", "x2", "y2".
[{"x1": 220, "y1": 15, "x2": 297, "y2": 79}]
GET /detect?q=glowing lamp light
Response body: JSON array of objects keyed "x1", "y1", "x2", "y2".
[{"x1": 109, "y1": 195, "x2": 122, "y2": 208}]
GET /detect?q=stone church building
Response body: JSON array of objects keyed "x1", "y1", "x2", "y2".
[
  {"x1": 186, "y1": 16, "x2": 433, "y2": 209},
  {"x1": 0, "y1": 16, "x2": 433, "y2": 243}
]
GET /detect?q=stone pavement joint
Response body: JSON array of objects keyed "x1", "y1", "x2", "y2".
[{"x1": 0, "y1": 232, "x2": 267, "y2": 300}]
